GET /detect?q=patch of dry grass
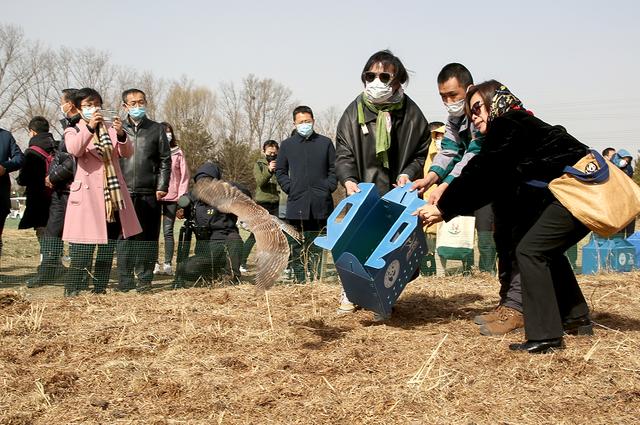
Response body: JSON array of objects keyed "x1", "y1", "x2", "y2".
[{"x1": 1, "y1": 269, "x2": 639, "y2": 424}]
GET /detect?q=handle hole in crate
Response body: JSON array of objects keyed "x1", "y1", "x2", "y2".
[
  {"x1": 390, "y1": 222, "x2": 408, "y2": 243},
  {"x1": 335, "y1": 203, "x2": 353, "y2": 223}
]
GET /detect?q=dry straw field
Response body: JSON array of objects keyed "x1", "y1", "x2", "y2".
[{"x1": 0, "y1": 227, "x2": 639, "y2": 424}]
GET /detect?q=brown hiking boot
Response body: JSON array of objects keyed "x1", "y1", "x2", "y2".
[
  {"x1": 479, "y1": 307, "x2": 524, "y2": 336},
  {"x1": 474, "y1": 305, "x2": 507, "y2": 325}
]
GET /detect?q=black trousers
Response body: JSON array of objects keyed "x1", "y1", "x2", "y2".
[
  {"x1": 117, "y1": 193, "x2": 161, "y2": 289},
  {"x1": 515, "y1": 201, "x2": 590, "y2": 340},
  {"x1": 287, "y1": 218, "x2": 326, "y2": 283},
  {"x1": 176, "y1": 237, "x2": 243, "y2": 284}
]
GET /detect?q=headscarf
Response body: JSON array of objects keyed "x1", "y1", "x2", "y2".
[{"x1": 489, "y1": 85, "x2": 526, "y2": 122}]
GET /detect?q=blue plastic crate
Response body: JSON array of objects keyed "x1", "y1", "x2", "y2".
[
  {"x1": 314, "y1": 183, "x2": 426, "y2": 318},
  {"x1": 626, "y1": 231, "x2": 640, "y2": 270},
  {"x1": 581, "y1": 234, "x2": 636, "y2": 275}
]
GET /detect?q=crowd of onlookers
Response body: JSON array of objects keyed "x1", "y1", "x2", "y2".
[{"x1": 0, "y1": 50, "x2": 637, "y2": 354}]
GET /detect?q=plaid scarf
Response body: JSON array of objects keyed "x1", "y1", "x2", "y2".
[{"x1": 94, "y1": 125, "x2": 125, "y2": 222}]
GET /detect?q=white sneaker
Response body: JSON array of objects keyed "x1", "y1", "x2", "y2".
[
  {"x1": 153, "y1": 263, "x2": 162, "y2": 274},
  {"x1": 336, "y1": 291, "x2": 356, "y2": 314},
  {"x1": 239, "y1": 265, "x2": 248, "y2": 273},
  {"x1": 163, "y1": 263, "x2": 173, "y2": 275}
]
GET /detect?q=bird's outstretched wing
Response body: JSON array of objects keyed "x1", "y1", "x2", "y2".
[{"x1": 192, "y1": 178, "x2": 301, "y2": 290}]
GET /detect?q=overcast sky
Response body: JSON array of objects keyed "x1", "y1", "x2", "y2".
[{"x1": 3, "y1": 0, "x2": 639, "y2": 159}]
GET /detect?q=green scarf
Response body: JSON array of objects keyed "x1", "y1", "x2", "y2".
[{"x1": 357, "y1": 93, "x2": 405, "y2": 168}]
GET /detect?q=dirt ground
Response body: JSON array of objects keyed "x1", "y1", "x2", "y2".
[
  {"x1": 1, "y1": 223, "x2": 639, "y2": 424},
  {"x1": 1, "y1": 276, "x2": 638, "y2": 425}
]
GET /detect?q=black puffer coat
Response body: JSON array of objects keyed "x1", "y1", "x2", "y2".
[{"x1": 17, "y1": 133, "x2": 56, "y2": 229}]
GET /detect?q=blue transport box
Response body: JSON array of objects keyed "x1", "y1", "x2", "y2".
[
  {"x1": 581, "y1": 234, "x2": 636, "y2": 274},
  {"x1": 314, "y1": 183, "x2": 426, "y2": 319}
]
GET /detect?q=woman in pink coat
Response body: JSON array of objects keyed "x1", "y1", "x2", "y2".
[
  {"x1": 154, "y1": 122, "x2": 190, "y2": 275},
  {"x1": 62, "y1": 87, "x2": 142, "y2": 296}
]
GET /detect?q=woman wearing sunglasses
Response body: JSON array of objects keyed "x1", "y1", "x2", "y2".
[
  {"x1": 335, "y1": 49, "x2": 429, "y2": 198},
  {"x1": 415, "y1": 80, "x2": 593, "y2": 353},
  {"x1": 334, "y1": 49, "x2": 430, "y2": 313}
]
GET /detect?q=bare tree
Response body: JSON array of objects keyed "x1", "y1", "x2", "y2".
[
  {"x1": 241, "y1": 74, "x2": 294, "y2": 147},
  {"x1": 12, "y1": 43, "x2": 61, "y2": 135},
  {"x1": 315, "y1": 105, "x2": 342, "y2": 143},
  {"x1": 0, "y1": 24, "x2": 39, "y2": 129},
  {"x1": 163, "y1": 77, "x2": 217, "y2": 173},
  {"x1": 217, "y1": 75, "x2": 295, "y2": 148},
  {"x1": 215, "y1": 80, "x2": 243, "y2": 144}
]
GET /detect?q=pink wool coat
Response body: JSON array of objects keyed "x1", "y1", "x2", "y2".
[
  {"x1": 160, "y1": 147, "x2": 190, "y2": 202},
  {"x1": 62, "y1": 121, "x2": 142, "y2": 244}
]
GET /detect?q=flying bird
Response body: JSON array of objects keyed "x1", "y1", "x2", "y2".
[{"x1": 192, "y1": 177, "x2": 301, "y2": 291}]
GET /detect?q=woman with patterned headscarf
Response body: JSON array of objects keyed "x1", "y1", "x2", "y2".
[{"x1": 415, "y1": 80, "x2": 593, "y2": 354}]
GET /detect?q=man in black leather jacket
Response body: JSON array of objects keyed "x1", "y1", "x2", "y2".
[{"x1": 117, "y1": 88, "x2": 172, "y2": 292}]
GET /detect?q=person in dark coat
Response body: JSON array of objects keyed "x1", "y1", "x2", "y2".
[
  {"x1": 27, "y1": 89, "x2": 80, "y2": 287},
  {"x1": 17, "y1": 116, "x2": 55, "y2": 237},
  {"x1": 417, "y1": 81, "x2": 593, "y2": 354},
  {"x1": 174, "y1": 162, "x2": 245, "y2": 286},
  {"x1": 0, "y1": 127, "x2": 25, "y2": 262},
  {"x1": 276, "y1": 105, "x2": 337, "y2": 283},
  {"x1": 334, "y1": 49, "x2": 429, "y2": 313},
  {"x1": 335, "y1": 50, "x2": 429, "y2": 198}
]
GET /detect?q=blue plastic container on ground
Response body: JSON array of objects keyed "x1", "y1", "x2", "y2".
[
  {"x1": 314, "y1": 183, "x2": 426, "y2": 318},
  {"x1": 626, "y1": 231, "x2": 640, "y2": 270},
  {"x1": 581, "y1": 234, "x2": 636, "y2": 275}
]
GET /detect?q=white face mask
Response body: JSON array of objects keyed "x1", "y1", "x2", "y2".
[
  {"x1": 445, "y1": 99, "x2": 465, "y2": 117},
  {"x1": 365, "y1": 78, "x2": 394, "y2": 103},
  {"x1": 165, "y1": 132, "x2": 173, "y2": 143},
  {"x1": 435, "y1": 139, "x2": 442, "y2": 151},
  {"x1": 619, "y1": 159, "x2": 628, "y2": 168}
]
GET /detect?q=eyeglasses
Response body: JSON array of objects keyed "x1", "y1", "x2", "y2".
[
  {"x1": 363, "y1": 71, "x2": 394, "y2": 85},
  {"x1": 125, "y1": 100, "x2": 146, "y2": 107},
  {"x1": 470, "y1": 101, "x2": 484, "y2": 117}
]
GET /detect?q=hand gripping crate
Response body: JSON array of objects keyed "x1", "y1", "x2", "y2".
[{"x1": 314, "y1": 183, "x2": 426, "y2": 319}]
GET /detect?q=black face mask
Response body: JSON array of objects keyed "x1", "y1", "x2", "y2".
[{"x1": 265, "y1": 154, "x2": 277, "y2": 162}]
